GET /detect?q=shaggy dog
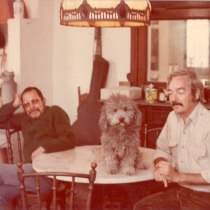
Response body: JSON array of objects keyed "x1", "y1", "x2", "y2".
[{"x1": 99, "y1": 93, "x2": 145, "y2": 175}]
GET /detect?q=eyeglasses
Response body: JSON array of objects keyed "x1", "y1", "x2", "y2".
[{"x1": 22, "y1": 98, "x2": 41, "y2": 109}]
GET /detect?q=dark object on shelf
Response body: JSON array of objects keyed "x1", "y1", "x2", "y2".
[
  {"x1": 204, "y1": 87, "x2": 210, "y2": 102},
  {"x1": 72, "y1": 55, "x2": 109, "y2": 145},
  {"x1": 72, "y1": 28, "x2": 109, "y2": 145},
  {"x1": 0, "y1": 32, "x2": 5, "y2": 49}
]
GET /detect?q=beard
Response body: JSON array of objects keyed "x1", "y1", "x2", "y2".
[{"x1": 28, "y1": 108, "x2": 42, "y2": 120}]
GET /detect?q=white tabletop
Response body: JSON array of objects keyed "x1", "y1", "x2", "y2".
[{"x1": 33, "y1": 145, "x2": 155, "y2": 184}]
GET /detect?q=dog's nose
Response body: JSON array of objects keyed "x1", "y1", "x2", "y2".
[{"x1": 119, "y1": 117, "x2": 124, "y2": 122}]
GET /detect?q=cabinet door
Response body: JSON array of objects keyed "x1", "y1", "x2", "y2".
[
  {"x1": 137, "y1": 106, "x2": 146, "y2": 147},
  {"x1": 138, "y1": 106, "x2": 146, "y2": 125},
  {"x1": 146, "y1": 106, "x2": 172, "y2": 148},
  {"x1": 147, "y1": 106, "x2": 172, "y2": 127}
]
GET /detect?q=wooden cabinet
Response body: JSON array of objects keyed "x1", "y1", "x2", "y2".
[
  {"x1": 136, "y1": 99, "x2": 172, "y2": 127},
  {"x1": 146, "y1": 106, "x2": 172, "y2": 127},
  {"x1": 136, "y1": 100, "x2": 172, "y2": 148}
]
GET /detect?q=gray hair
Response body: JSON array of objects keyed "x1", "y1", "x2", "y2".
[{"x1": 167, "y1": 69, "x2": 204, "y2": 103}]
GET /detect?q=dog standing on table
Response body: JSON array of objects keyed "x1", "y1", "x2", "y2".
[{"x1": 99, "y1": 93, "x2": 145, "y2": 175}]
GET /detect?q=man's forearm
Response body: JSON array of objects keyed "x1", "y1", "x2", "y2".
[
  {"x1": 0, "y1": 102, "x2": 23, "y2": 130},
  {"x1": 0, "y1": 102, "x2": 16, "y2": 122},
  {"x1": 177, "y1": 173, "x2": 209, "y2": 185},
  {"x1": 155, "y1": 160, "x2": 210, "y2": 185}
]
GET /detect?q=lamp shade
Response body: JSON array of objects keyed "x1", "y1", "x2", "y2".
[{"x1": 60, "y1": 0, "x2": 151, "y2": 27}]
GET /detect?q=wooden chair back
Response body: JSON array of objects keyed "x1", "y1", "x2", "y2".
[
  {"x1": 17, "y1": 161, "x2": 97, "y2": 210},
  {"x1": 144, "y1": 124, "x2": 162, "y2": 148},
  {"x1": 78, "y1": 86, "x2": 89, "y2": 104},
  {"x1": 6, "y1": 129, "x2": 69, "y2": 209},
  {"x1": 6, "y1": 129, "x2": 22, "y2": 164}
]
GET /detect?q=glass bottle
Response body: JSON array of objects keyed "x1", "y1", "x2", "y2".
[{"x1": 13, "y1": 0, "x2": 24, "y2": 19}]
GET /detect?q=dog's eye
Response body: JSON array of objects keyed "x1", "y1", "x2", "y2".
[
  {"x1": 113, "y1": 109, "x2": 117, "y2": 112},
  {"x1": 123, "y1": 107, "x2": 128, "y2": 111}
]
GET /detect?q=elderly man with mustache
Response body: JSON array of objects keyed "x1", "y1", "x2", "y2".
[
  {"x1": 0, "y1": 87, "x2": 75, "y2": 209},
  {"x1": 134, "y1": 70, "x2": 210, "y2": 209}
]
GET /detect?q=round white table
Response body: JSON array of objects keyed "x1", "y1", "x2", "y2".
[{"x1": 33, "y1": 145, "x2": 155, "y2": 184}]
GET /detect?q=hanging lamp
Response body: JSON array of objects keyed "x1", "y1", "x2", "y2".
[{"x1": 60, "y1": 0, "x2": 151, "y2": 27}]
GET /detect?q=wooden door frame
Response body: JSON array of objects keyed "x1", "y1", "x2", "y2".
[{"x1": 130, "y1": 1, "x2": 210, "y2": 87}]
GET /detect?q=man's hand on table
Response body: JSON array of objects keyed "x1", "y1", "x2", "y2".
[
  {"x1": 157, "y1": 161, "x2": 179, "y2": 183},
  {"x1": 153, "y1": 158, "x2": 179, "y2": 187},
  {"x1": 31, "y1": 146, "x2": 45, "y2": 161},
  {"x1": 154, "y1": 160, "x2": 179, "y2": 188},
  {"x1": 153, "y1": 161, "x2": 169, "y2": 187}
]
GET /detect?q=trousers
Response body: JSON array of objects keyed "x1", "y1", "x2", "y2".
[
  {"x1": 134, "y1": 185, "x2": 210, "y2": 210},
  {"x1": 0, "y1": 163, "x2": 52, "y2": 209}
]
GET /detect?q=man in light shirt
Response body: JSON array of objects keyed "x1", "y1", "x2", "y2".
[{"x1": 134, "y1": 69, "x2": 210, "y2": 209}]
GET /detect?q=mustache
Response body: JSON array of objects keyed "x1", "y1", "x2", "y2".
[
  {"x1": 172, "y1": 101, "x2": 183, "y2": 107},
  {"x1": 29, "y1": 108, "x2": 40, "y2": 114}
]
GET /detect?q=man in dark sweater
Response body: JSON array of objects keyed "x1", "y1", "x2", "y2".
[{"x1": 0, "y1": 87, "x2": 75, "y2": 209}]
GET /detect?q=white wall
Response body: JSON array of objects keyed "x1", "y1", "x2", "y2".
[
  {"x1": 8, "y1": 0, "x2": 54, "y2": 104},
  {"x1": 8, "y1": 0, "x2": 131, "y2": 123}
]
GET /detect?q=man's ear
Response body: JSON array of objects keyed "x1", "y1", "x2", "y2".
[
  {"x1": 43, "y1": 97, "x2": 46, "y2": 105},
  {"x1": 195, "y1": 89, "x2": 200, "y2": 100}
]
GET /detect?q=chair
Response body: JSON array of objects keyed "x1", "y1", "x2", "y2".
[
  {"x1": 5, "y1": 129, "x2": 62, "y2": 209},
  {"x1": 17, "y1": 161, "x2": 97, "y2": 210},
  {"x1": 143, "y1": 124, "x2": 163, "y2": 148},
  {"x1": 6, "y1": 129, "x2": 23, "y2": 164},
  {"x1": 0, "y1": 129, "x2": 21, "y2": 164},
  {"x1": 3, "y1": 129, "x2": 23, "y2": 208},
  {"x1": 78, "y1": 86, "x2": 89, "y2": 104}
]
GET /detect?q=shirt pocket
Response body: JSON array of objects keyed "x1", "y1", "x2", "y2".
[
  {"x1": 187, "y1": 146, "x2": 207, "y2": 172},
  {"x1": 187, "y1": 146, "x2": 206, "y2": 163}
]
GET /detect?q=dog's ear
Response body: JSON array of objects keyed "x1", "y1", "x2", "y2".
[
  {"x1": 99, "y1": 106, "x2": 109, "y2": 132},
  {"x1": 132, "y1": 103, "x2": 142, "y2": 127}
]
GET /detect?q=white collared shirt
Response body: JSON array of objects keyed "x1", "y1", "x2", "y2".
[{"x1": 153, "y1": 102, "x2": 210, "y2": 192}]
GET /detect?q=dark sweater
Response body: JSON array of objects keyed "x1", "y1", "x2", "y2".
[{"x1": 0, "y1": 103, "x2": 76, "y2": 163}]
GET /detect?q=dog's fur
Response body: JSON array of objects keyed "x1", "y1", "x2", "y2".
[{"x1": 99, "y1": 93, "x2": 145, "y2": 175}]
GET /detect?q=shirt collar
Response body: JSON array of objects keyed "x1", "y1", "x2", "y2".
[{"x1": 189, "y1": 102, "x2": 202, "y2": 126}]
